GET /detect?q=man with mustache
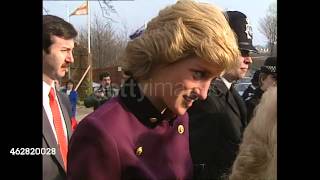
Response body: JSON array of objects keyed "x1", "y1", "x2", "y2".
[
  {"x1": 84, "y1": 72, "x2": 118, "y2": 110},
  {"x1": 188, "y1": 11, "x2": 258, "y2": 179},
  {"x1": 43, "y1": 15, "x2": 77, "y2": 180}
]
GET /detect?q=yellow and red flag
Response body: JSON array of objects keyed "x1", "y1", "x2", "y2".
[{"x1": 69, "y1": 1, "x2": 88, "y2": 16}]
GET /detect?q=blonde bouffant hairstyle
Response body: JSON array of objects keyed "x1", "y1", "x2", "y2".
[
  {"x1": 121, "y1": 0, "x2": 240, "y2": 80},
  {"x1": 229, "y1": 86, "x2": 277, "y2": 180}
]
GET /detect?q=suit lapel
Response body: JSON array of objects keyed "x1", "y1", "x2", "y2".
[
  {"x1": 213, "y1": 80, "x2": 240, "y2": 118},
  {"x1": 42, "y1": 107, "x2": 65, "y2": 170},
  {"x1": 226, "y1": 89, "x2": 241, "y2": 118},
  {"x1": 230, "y1": 87, "x2": 247, "y2": 126}
]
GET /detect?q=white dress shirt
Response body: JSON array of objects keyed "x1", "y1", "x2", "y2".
[
  {"x1": 43, "y1": 81, "x2": 68, "y2": 144},
  {"x1": 220, "y1": 76, "x2": 233, "y2": 90}
]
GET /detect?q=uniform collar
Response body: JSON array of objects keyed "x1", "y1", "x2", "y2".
[
  {"x1": 220, "y1": 76, "x2": 233, "y2": 90},
  {"x1": 210, "y1": 78, "x2": 229, "y2": 96},
  {"x1": 119, "y1": 78, "x2": 177, "y2": 129}
]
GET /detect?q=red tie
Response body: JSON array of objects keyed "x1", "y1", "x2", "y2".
[{"x1": 49, "y1": 87, "x2": 68, "y2": 169}]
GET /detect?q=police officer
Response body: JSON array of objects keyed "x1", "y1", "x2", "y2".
[
  {"x1": 188, "y1": 11, "x2": 258, "y2": 179},
  {"x1": 242, "y1": 69, "x2": 261, "y2": 101},
  {"x1": 246, "y1": 57, "x2": 277, "y2": 121}
]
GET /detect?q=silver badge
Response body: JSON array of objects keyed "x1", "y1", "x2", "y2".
[{"x1": 245, "y1": 18, "x2": 253, "y2": 39}]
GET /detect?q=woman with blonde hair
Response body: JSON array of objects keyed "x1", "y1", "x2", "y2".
[
  {"x1": 67, "y1": 0, "x2": 240, "y2": 179},
  {"x1": 229, "y1": 86, "x2": 277, "y2": 180}
]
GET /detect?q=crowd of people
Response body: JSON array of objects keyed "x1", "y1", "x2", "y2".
[{"x1": 42, "y1": 0, "x2": 277, "y2": 180}]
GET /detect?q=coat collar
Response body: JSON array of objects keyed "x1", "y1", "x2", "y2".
[
  {"x1": 119, "y1": 78, "x2": 177, "y2": 128},
  {"x1": 210, "y1": 78, "x2": 229, "y2": 96},
  {"x1": 211, "y1": 78, "x2": 247, "y2": 125},
  {"x1": 219, "y1": 79, "x2": 242, "y2": 118}
]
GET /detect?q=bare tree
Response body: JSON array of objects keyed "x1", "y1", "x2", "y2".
[
  {"x1": 259, "y1": 2, "x2": 277, "y2": 55},
  {"x1": 43, "y1": 7, "x2": 49, "y2": 14},
  {"x1": 77, "y1": 14, "x2": 127, "y2": 69},
  {"x1": 99, "y1": 0, "x2": 118, "y2": 22}
]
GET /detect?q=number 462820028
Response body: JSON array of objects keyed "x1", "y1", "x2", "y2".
[{"x1": 10, "y1": 148, "x2": 56, "y2": 156}]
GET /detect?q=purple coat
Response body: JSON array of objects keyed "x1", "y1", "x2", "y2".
[{"x1": 67, "y1": 78, "x2": 193, "y2": 180}]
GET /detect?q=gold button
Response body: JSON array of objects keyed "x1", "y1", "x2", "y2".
[
  {"x1": 149, "y1": 117, "x2": 158, "y2": 123},
  {"x1": 135, "y1": 146, "x2": 143, "y2": 156},
  {"x1": 177, "y1": 125, "x2": 184, "y2": 134}
]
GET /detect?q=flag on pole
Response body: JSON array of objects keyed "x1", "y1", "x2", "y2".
[{"x1": 69, "y1": 1, "x2": 88, "y2": 16}]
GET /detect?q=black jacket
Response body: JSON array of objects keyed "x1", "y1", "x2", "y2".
[
  {"x1": 245, "y1": 87, "x2": 264, "y2": 122},
  {"x1": 242, "y1": 84, "x2": 256, "y2": 101},
  {"x1": 188, "y1": 78, "x2": 247, "y2": 180},
  {"x1": 84, "y1": 85, "x2": 118, "y2": 110}
]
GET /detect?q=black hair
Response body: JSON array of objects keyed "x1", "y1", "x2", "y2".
[
  {"x1": 67, "y1": 79, "x2": 74, "y2": 85},
  {"x1": 43, "y1": 15, "x2": 78, "y2": 53},
  {"x1": 99, "y1": 72, "x2": 111, "y2": 81}
]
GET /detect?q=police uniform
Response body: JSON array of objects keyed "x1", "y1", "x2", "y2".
[
  {"x1": 246, "y1": 57, "x2": 277, "y2": 121},
  {"x1": 245, "y1": 87, "x2": 264, "y2": 121},
  {"x1": 67, "y1": 78, "x2": 193, "y2": 180},
  {"x1": 242, "y1": 70, "x2": 261, "y2": 101},
  {"x1": 188, "y1": 11, "x2": 257, "y2": 179},
  {"x1": 189, "y1": 78, "x2": 247, "y2": 179}
]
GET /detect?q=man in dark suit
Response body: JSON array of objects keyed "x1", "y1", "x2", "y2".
[
  {"x1": 43, "y1": 15, "x2": 77, "y2": 180},
  {"x1": 188, "y1": 11, "x2": 258, "y2": 179}
]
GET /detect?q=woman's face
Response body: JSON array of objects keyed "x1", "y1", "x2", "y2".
[
  {"x1": 261, "y1": 74, "x2": 277, "y2": 91},
  {"x1": 150, "y1": 57, "x2": 222, "y2": 116}
]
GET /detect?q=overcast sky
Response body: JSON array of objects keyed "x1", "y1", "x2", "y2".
[{"x1": 43, "y1": 0, "x2": 276, "y2": 46}]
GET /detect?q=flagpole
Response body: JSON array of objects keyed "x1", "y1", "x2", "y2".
[
  {"x1": 67, "y1": 5, "x2": 70, "y2": 23},
  {"x1": 69, "y1": 0, "x2": 90, "y2": 91},
  {"x1": 67, "y1": 4, "x2": 71, "y2": 79},
  {"x1": 87, "y1": 0, "x2": 91, "y2": 92},
  {"x1": 87, "y1": 0, "x2": 90, "y2": 54}
]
